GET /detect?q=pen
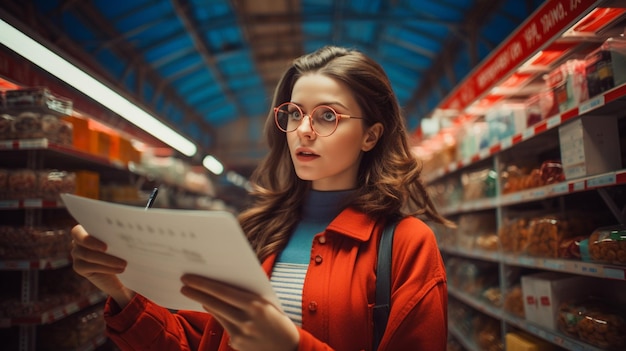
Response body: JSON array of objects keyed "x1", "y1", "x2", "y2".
[{"x1": 145, "y1": 187, "x2": 159, "y2": 210}]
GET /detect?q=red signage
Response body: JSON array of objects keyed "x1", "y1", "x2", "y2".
[{"x1": 439, "y1": 0, "x2": 598, "y2": 112}]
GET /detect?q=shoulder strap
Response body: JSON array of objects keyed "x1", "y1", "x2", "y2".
[{"x1": 373, "y1": 219, "x2": 397, "y2": 351}]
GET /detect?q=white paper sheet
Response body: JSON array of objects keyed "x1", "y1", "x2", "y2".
[{"x1": 61, "y1": 193, "x2": 280, "y2": 311}]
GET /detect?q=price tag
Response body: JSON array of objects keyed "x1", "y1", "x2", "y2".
[
  {"x1": 478, "y1": 148, "x2": 489, "y2": 159},
  {"x1": 18, "y1": 139, "x2": 48, "y2": 149},
  {"x1": 546, "y1": 116, "x2": 561, "y2": 129},
  {"x1": 579, "y1": 95, "x2": 604, "y2": 114},
  {"x1": 551, "y1": 183, "x2": 568, "y2": 194},
  {"x1": 23, "y1": 199, "x2": 43, "y2": 208},
  {"x1": 52, "y1": 308, "x2": 65, "y2": 320},
  {"x1": 603, "y1": 267, "x2": 625, "y2": 280},
  {"x1": 0, "y1": 200, "x2": 19, "y2": 209},
  {"x1": 573, "y1": 181, "x2": 585, "y2": 191},
  {"x1": 522, "y1": 128, "x2": 534, "y2": 140},
  {"x1": 587, "y1": 173, "x2": 616, "y2": 188},
  {"x1": 501, "y1": 137, "x2": 512, "y2": 150}
]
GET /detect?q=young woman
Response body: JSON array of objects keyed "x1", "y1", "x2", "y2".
[{"x1": 71, "y1": 45, "x2": 452, "y2": 351}]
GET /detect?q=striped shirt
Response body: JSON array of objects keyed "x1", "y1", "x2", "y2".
[{"x1": 270, "y1": 189, "x2": 352, "y2": 326}]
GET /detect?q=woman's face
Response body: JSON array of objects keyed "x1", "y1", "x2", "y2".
[{"x1": 286, "y1": 73, "x2": 380, "y2": 191}]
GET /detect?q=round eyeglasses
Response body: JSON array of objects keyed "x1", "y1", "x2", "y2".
[{"x1": 274, "y1": 102, "x2": 366, "y2": 137}]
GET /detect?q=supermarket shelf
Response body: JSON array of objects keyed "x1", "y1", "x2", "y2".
[
  {"x1": 502, "y1": 255, "x2": 626, "y2": 281},
  {"x1": 0, "y1": 257, "x2": 70, "y2": 270},
  {"x1": 449, "y1": 287, "x2": 607, "y2": 351},
  {"x1": 0, "y1": 138, "x2": 128, "y2": 171},
  {"x1": 440, "y1": 245, "x2": 501, "y2": 263},
  {"x1": 439, "y1": 169, "x2": 626, "y2": 216},
  {"x1": 448, "y1": 324, "x2": 479, "y2": 351},
  {"x1": 424, "y1": 83, "x2": 626, "y2": 184},
  {"x1": 447, "y1": 286, "x2": 502, "y2": 321},
  {"x1": 0, "y1": 291, "x2": 106, "y2": 327},
  {"x1": 505, "y1": 314, "x2": 605, "y2": 351},
  {"x1": 0, "y1": 198, "x2": 65, "y2": 209},
  {"x1": 74, "y1": 333, "x2": 107, "y2": 351}
]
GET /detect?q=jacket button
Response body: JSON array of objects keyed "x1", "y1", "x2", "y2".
[
  {"x1": 314, "y1": 255, "x2": 323, "y2": 264},
  {"x1": 308, "y1": 301, "x2": 318, "y2": 311},
  {"x1": 318, "y1": 235, "x2": 326, "y2": 244}
]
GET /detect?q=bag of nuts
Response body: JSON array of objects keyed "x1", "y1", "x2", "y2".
[{"x1": 580, "y1": 225, "x2": 626, "y2": 266}]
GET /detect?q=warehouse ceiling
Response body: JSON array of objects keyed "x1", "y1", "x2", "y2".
[{"x1": 0, "y1": 0, "x2": 546, "y2": 177}]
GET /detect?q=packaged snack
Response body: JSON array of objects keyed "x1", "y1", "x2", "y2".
[
  {"x1": 0, "y1": 226, "x2": 72, "y2": 259},
  {"x1": 4, "y1": 87, "x2": 73, "y2": 115},
  {"x1": 558, "y1": 297, "x2": 626, "y2": 350},
  {"x1": 499, "y1": 217, "x2": 530, "y2": 254},
  {"x1": 525, "y1": 214, "x2": 593, "y2": 258},
  {"x1": 7, "y1": 169, "x2": 37, "y2": 199},
  {"x1": 580, "y1": 225, "x2": 626, "y2": 266},
  {"x1": 37, "y1": 170, "x2": 76, "y2": 200}
]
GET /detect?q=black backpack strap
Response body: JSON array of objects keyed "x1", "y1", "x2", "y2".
[{"x1": 373, "y1": 219, "x2": 398, "y2": 351}]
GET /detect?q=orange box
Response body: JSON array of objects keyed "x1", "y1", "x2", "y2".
[
  {"x1": 108, "y1": 132, "x2": 122, "y2": 164},
  {"x1": 88, "y1": 129, "x2": 111, "y2": 159},
  {"x1": 62, "y1": 115, "x2": 90, "y2": 152},
  {"x1": 74, "y1": 171, "x2": 100, "y2": 199}
]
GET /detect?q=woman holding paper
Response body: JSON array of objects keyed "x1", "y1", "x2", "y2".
[{"x1": 71, "y1": 45, "x2": 452, "y2": 351}]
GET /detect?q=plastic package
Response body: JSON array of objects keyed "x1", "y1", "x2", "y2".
[
  {"x1": 3, "y1": 87, "x2": 73, "y2": 115},
  {"x1": 7, "y1": 169, "x2": 37, "y2": 199},
  {"x1": 546, "y1": 59, "x2": 589, "y2": 113},
  {"x1": 580, "y1": 225, "x2": 626, "y2": 266},
  {"x1": 558, "y1": 297, "x2": 626, "y2": 350},
  {"x1": 457, "y1": 213, "x2": 498, "y2": 251},
  {"x1": 585, "y1": 37, "x2": 626, "y2": 97},
  {"x1": 0, "y1": 111, "x2": 73, "y2": 145},
  {"x1": 525, "y1": 215, "x2": 592, "y2": 259},
  {"x1": 499, "y1": 217, "x2": 530, "y2": 254},
  {"x1": 37, "y1": 170, "x2": 76, "y2": 200},
  {"x1": 461, "y1": 168, "x2": 497, "y2": 201},
  {"x1": 0, "y1": 226, "x2": 71, "y2": 259},
  {"x1": 503, "y1": 285, "x2": 525, "y2": 318}
]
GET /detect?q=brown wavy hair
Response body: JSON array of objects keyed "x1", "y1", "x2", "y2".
[{"x1": 238, "y1": 46, "x2": 452, "y2": 262}]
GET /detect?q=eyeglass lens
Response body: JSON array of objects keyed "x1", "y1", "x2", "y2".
[{"x1": 275, "y1": 103, "x2": 338, "y2": 136}]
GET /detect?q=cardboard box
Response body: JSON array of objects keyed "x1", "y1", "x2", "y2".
[
  {"x1": 506, "y1": 332, "x2": 558, "y2": 351},
  {"x1": 74, "y1": 171, "x2": 100, "y2": 200},
  {"x1": 559, "y1": 116, "x2": 621, "y2": 180},
  {"x1": 62, "y1": 115, "x2": 90, "y2": 152},
  {"x1": 521, "y1": 272, "x2": 589, "y2": 330}
]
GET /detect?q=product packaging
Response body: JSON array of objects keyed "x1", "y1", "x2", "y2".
[
  {"x1": 585, "y1": 37, "x2": 626, "y2": 97},
  {"x1": 580, "y1": 225, "x2": 626, "y2": 266}
]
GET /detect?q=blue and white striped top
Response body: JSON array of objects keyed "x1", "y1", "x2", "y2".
[{"x1": 270, "y1": 190, "x2": 352, "y2": 326}]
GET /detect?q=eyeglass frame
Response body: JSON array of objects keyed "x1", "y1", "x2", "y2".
[{"x1": 273, "y1": 102, "x2": 366, "y2": 137}]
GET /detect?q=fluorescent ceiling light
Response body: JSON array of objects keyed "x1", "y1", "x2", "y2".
[
  {"x1": 0, "y1": 18, "x2": 197, "y2": 157},
  {"x1": 203, "y1": 155, "x2": 224, "y2": 175}
]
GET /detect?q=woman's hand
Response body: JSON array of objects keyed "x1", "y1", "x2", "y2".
[
  {"x1": 70, "y1": 224, "x2": 136, "y2": 308},
  {"x1": 181, "y1": 274, "x2": 299, "y2": 351}
]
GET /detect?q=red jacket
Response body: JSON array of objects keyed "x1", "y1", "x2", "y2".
[{"x1": 104, "y1": 208, "x2": 448, "y2": 351}]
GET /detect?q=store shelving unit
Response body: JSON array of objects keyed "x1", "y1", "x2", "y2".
[
  {"x1": 418, "y1": 0, "x2": 626, "y2": 349},
  {"x1": 0, "y1": 133, "x2": 219, "y2": 350}
]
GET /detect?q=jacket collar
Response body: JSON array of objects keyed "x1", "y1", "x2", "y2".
[{"x1": 325, "y1": 207, "x2": 377, "y2": 242}]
